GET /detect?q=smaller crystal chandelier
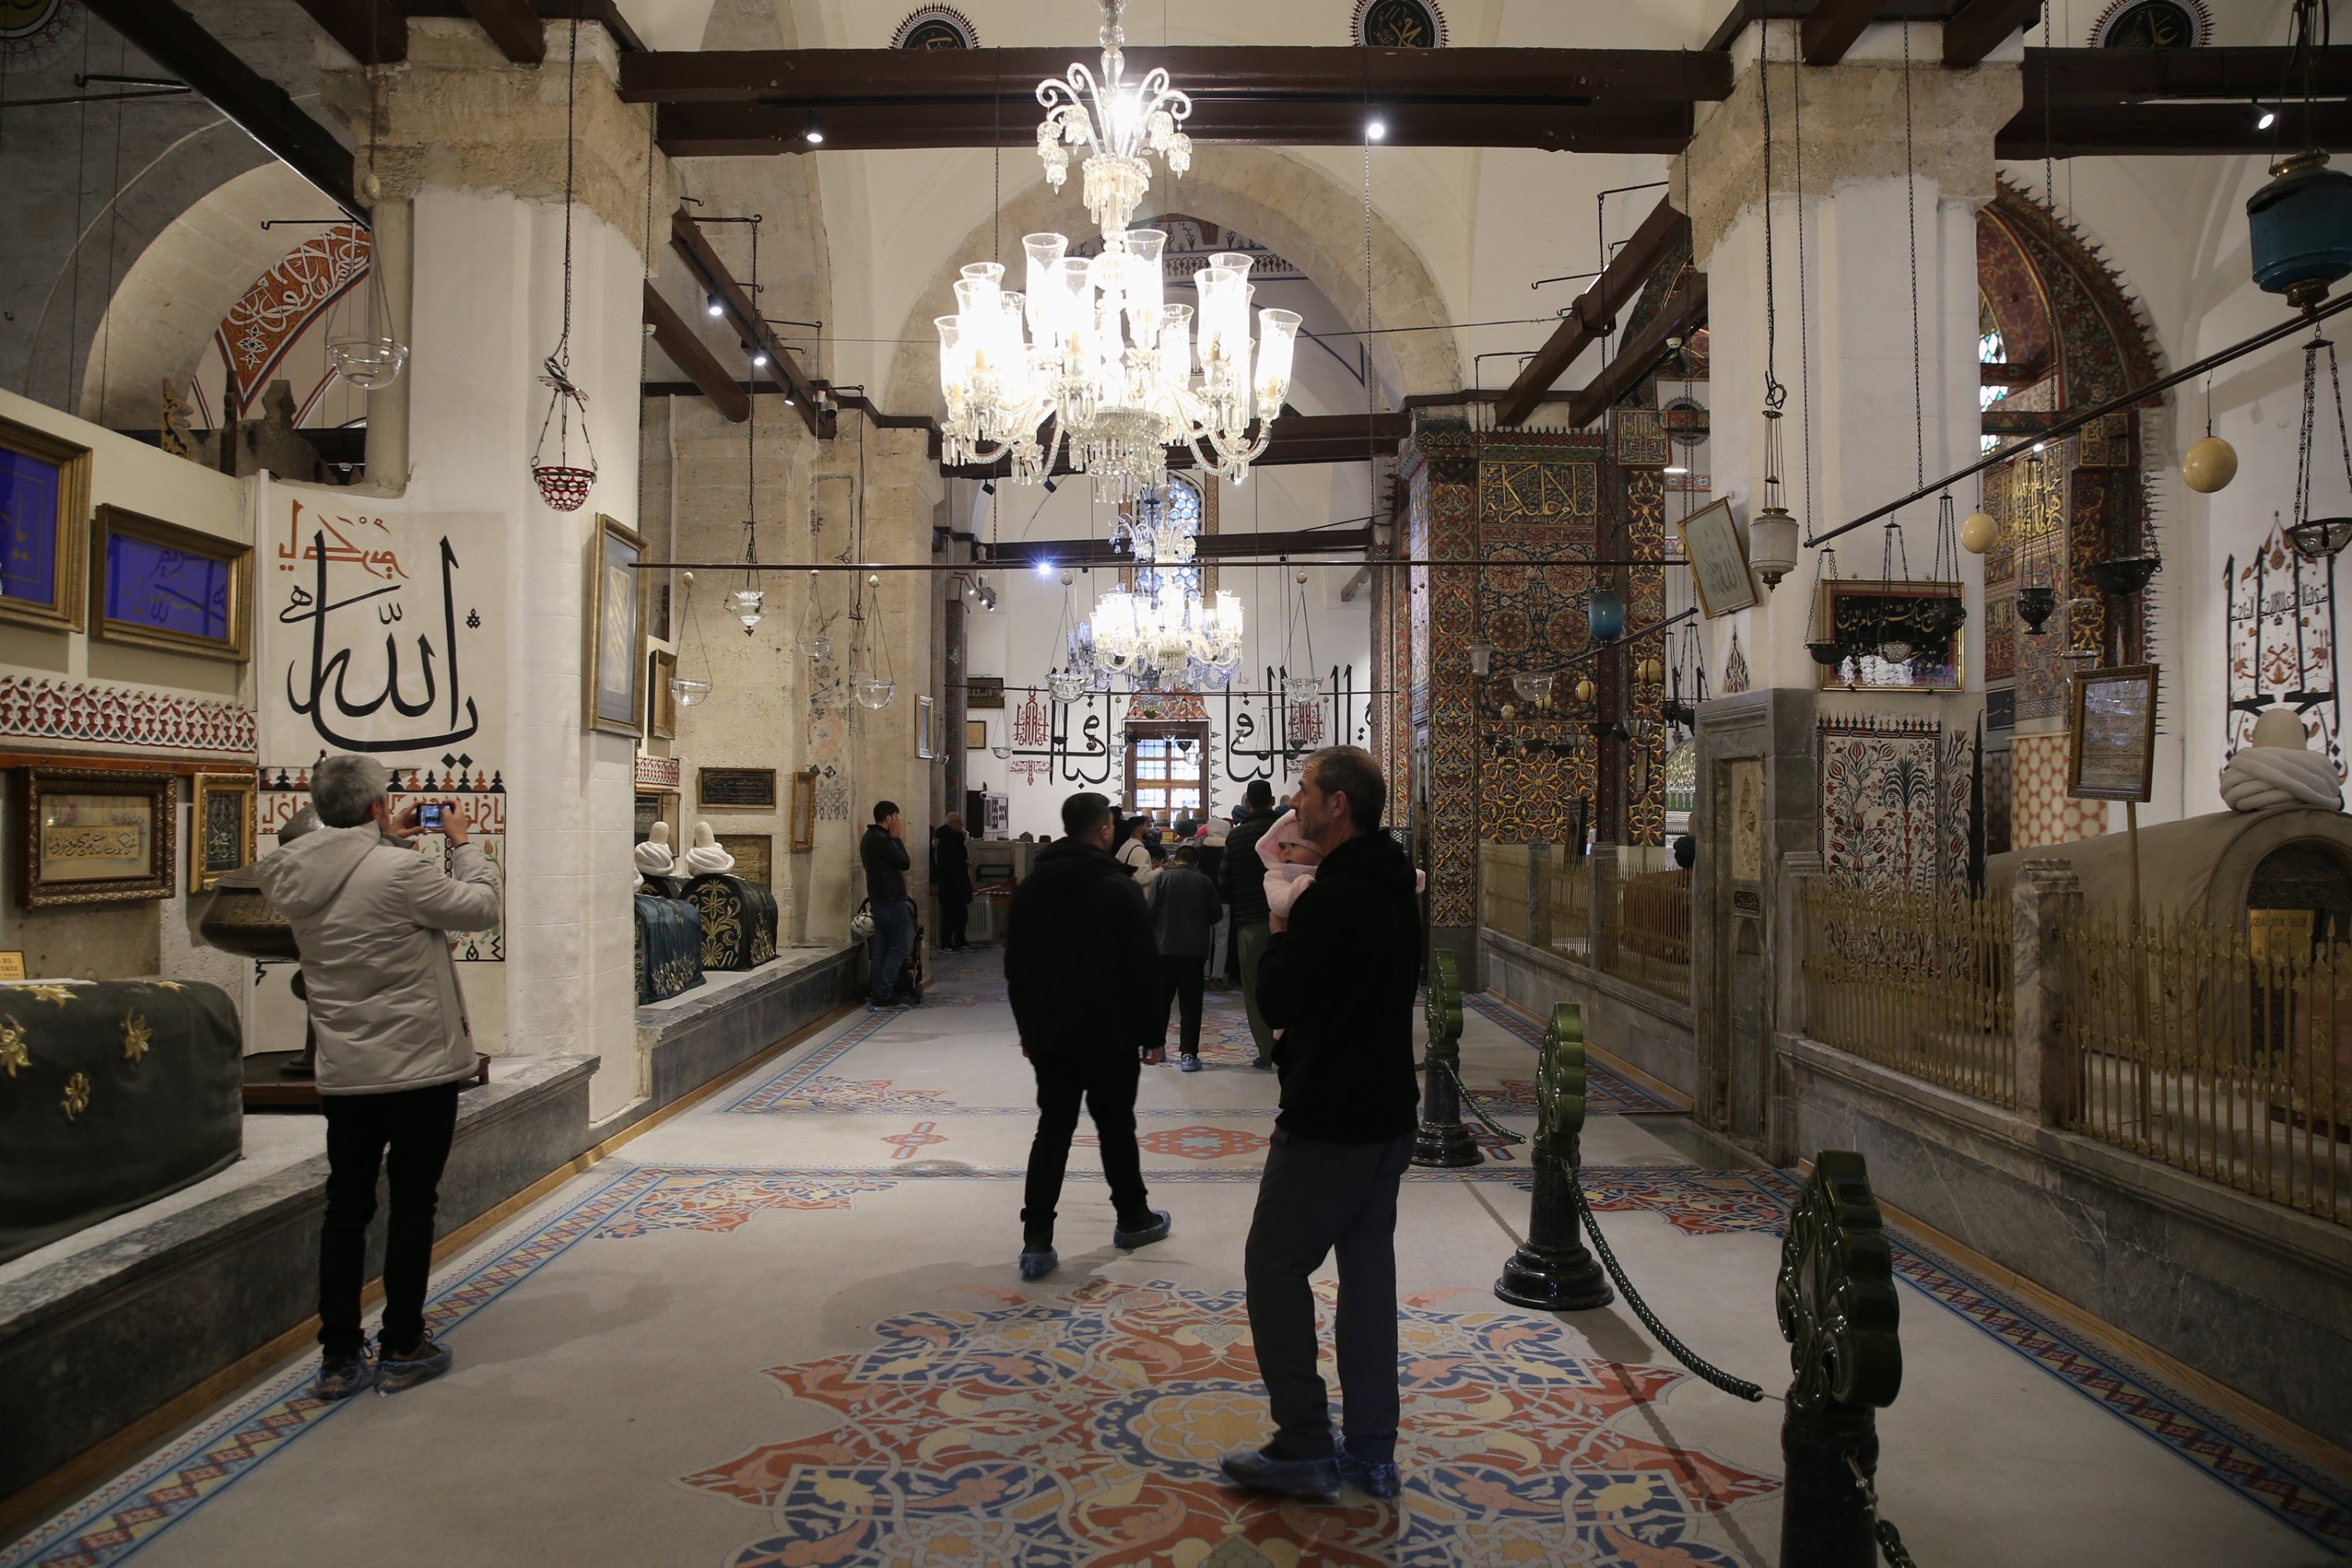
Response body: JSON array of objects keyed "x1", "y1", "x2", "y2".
[{"x1": 1089, "y1": 579, "x2": 1243, "y2": 686}]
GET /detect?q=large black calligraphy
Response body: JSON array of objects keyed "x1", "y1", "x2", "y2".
[{"x1": 282, "y1": 529, "x2": 479, "y2": 752}]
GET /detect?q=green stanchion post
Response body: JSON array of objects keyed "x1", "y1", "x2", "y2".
[
  {"x1": 1411, "y1": 949, "x2": 1482, "y2": 1168},
  {"x1": 1494, "y1": 1002, "x2": 1611, "y2": 1310}
]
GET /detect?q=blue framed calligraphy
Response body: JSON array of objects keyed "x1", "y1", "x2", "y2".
[
  {"x1": 0, "y1": 414, "x2": 91, "y2": 633},
  {"x1": 92, "y1": 505, "x2": 252, "y2": 662}
]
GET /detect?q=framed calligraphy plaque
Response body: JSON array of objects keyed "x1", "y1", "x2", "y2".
[
  {"x1": 92, "y1": 505, "x2": 252, "y2": 662},
  {"x1": 2069, "y1": 664, "x2": 2159, "y2": 802},
  {"x1": 0, "y1": 414, "x2": 90, "y2": 633},
  {"x1": 1682, "y1": 497, "x2": 1757, "y2": 620},
  {"x1": 717, "y1": 833, "x2": 773, "y2": 889},
  {"x1": 189, "y1": 770, "x2": 258, "y2": 891},
  {"x1": 648, "y1": 648, "x2": 677, "y2": 739},
  {"x1": 789, "y1": 768, "x2": 817, "y2": 851},
  {"x1": 965, "y1": 675, "x2": 1004, "y2": 711},
  {"x1": 586, "y1": 514, "x2": 647, "y2": 737},
  {"x1": 699, "y1": 767, "x2": 777, "y2": 810},
  {"x1": 17, "y1": 766, "x2": 176, "y2": 907}
]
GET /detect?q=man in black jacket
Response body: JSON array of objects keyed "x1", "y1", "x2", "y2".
[
  {"x1": 1219, "y1": 779, "x2": 1279, "y2": 1067},
  {"x1": 1220, "y1": 746, "x2": 1420, "y2": 1503},
  {"x1": 1146, "y1": 844, "x2": 1223, "y2": 1069},
  {"x1": 1004, "y1": 791, "x2": 1174, "y2": 1281},
  {"x1": 861, "y1": 801, "x2": 914, "y2": 1013},
  {"x1": 932, "y1": 811, "x2": 973, "y2": 952}
]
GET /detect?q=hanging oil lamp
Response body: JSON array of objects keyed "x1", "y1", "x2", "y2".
[
  {"x1": 2287, "y1": 327, "x2": 2352, "y2": 560},
  {"x1": 1805, "y1": 546, "x2": 1845, "y2": 668}
]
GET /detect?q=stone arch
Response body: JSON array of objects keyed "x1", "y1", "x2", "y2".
[{"x1": 880, "y1": 145, "x2": 1460, "y2": 415}]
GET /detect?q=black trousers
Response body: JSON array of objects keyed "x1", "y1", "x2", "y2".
[
  {"x1": 1021, "y1": 1052, "x2": 1152, "y2": 1250},
  {"x1": 939, "y1": 891, "x2": 971, "y2": 949},
  {"x1": 1243, "y1": 1127, "x2": 1415, "y2": 1464},
  {"x1": 319, "y1": 1080, "x2": 461, "y2": 1359},
  {"x1": 1160, "y1": 954, "x2": 1206, "y2": 1057}
]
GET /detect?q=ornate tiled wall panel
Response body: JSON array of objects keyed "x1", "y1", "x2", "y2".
[
  {"x1": 1818, "y1": 717, "x2": 1973, "y2": 891},
  {"x1": 2010, "y1": 731, "x2": 2107, "y2": 849}
]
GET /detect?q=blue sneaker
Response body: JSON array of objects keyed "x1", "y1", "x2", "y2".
[
  {"x1": 1219, "y1": 1444, "x2": 1341, "y2": 1496},
  {"x1": 1178, "y1": 1054, "x2": 1203, "y2": 1073},
  {"x1": 375, "y1": 1335, "x2": 453, "y2": 1395},
  {"x1": 314, "y1": 1352, "x2": 374, "y2": 1401},
  {"x1": 1112, "y1": 1209, "x2": 1172, "y2": 1250},
  {"x1": 1018, "y1": 1247, "x2": 1058, "y2": 1280},
  {"x1": 1338, "y1": 1438, "x2": 1402, "y2": 1499}
]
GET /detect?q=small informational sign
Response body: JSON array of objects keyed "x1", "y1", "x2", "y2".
[
  {"x1": 0, "y1": 952, "x2": 25, "y2": 980},
  {"x1": 2069, "y1": 664, "x2": 2160, "y2": 803}
]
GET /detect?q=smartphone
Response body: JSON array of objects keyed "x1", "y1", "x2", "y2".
[{"x1": 417, "y1": 802, "x2": 445, "y2": 831}]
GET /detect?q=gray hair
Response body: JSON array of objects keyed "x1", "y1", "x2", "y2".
[{"x1": 310, "y1": 754, "x2": 391, "y2": 827}]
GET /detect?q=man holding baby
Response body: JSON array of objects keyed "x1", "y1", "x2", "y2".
[{"x1": 1218, "y1": 746, "x2": 1422, "y2": 1502}]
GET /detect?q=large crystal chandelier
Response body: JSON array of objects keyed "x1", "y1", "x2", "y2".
[
  {"x1": 1089, "y1": 576, "x2": 1243, "y2": 688},
  {"x1": 936, "y1": 0, "x2": 1302, "y2": 502}
]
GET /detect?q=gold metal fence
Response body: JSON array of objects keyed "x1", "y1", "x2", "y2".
[
  {"x1": 1542, "y1": 846, "x2": 1590, "y2": 955},
  {"x1": 1802, "y1": 880, "x2": 2015, "y2": 1106},
  {"x1": 1603, "y1": 867, "x2": 1693, "y2": 1000},
  {"x1": 1481, "y1": 842, "x2": 1532, "y2": 943},
  {"x1": 2057, "y1": 906, "x2": 2349, "y2": 1226}
]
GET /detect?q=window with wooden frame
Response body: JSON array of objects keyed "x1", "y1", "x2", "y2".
[{"x1": 1125, "y1": 721, "x2": 1209, "y2": 821}]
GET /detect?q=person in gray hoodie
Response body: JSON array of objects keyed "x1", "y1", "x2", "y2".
[{"x1": 252, "y1": 753, "x2": 501, "y2": 1399}]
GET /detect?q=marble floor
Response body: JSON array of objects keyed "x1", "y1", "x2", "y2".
[{"x1": 7, "y1": 950, "x2": 2348, "y2": 1566}]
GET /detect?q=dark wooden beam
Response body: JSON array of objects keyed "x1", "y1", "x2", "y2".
[
  {"x1": 81, "y1": 0, "x2": 365, "y2": 220},
  {"x1": 1998, "y1": 100, "x2": 2352, "y2": 158},
  {"x1": 395, "y1": 0, "x2": 645, "y2": 53},
  {"x1": 1801, "y1": 0, "x2": 1882, "y2": 67},
  {"x1": 981, "y1": 527, "x2": 1375, "y2": 568},
  {"x1": 292, "y1": 0, "x2": 407, "y2": 64},
  {"x1": 2024, "y1": 45, "x2": 2352, "y2": 105},
  {"x1": 668, "y1": 209, "x2": 822, "y2": 436},
  {"x1": 1944, "y1": 0, "x2": 2041, "y2": 68},
  {"x1": 1703, "y1": 0, "x2": 1956, "y2": 55},
  {"x1": 1567, "y1": 271, "x2": 1708, "y2": 430},
  {"x1": 452, "y1": 0, "x2": 544, "y2": 64},
  {"x1": 653, "y1": 100, "x2": 1697, "y2": 157},
  {"x1": 644, "y1": 282, "x2": 750, "y2": 423},
  {"x1": 1497, "y1": 198, "x2": 1686, "y2": 429},
  {"x1": 622, "y1": 46, "x2": 1732, "y2": 107}
]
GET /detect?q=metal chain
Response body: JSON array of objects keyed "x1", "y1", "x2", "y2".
[
  {"x1": 1437, "y1": 1061, "x2": 1526, "y2": 1143},
  {"x1": 1757, "y1": 20, "x2": 1784, "y2": 409},
  {"x1": 1573, "y1": 1179, "x2": 1765, "y2": 1400},
  {"x1": 1794, "y1": 20, "x2": 1813, "y2": 534},
  {"x1": 1902, "y1": 19, "x2": 1922, "y2": 492},
  {"x1": 2330, "y1": 336, "x2": 2352, "y2": 495},
  {"x1": 2297, "y1": 332, "x2": 2323, "y2": 529},
  {"x1": 1846, "y1": 1454, "x2": 1922, "y2": 1568}
]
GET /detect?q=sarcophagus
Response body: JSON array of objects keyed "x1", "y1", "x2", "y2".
[{"x1": 684, "y1": 873, "x2": 779, "y2": 970}]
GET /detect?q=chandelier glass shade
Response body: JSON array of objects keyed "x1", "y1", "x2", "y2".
[
  {"x1": 1086, "y1": 580, "x2": 1243, "y2": 686},
  {"x1": 936, "y1": 2, "x2": 1302, "y2": 500}
]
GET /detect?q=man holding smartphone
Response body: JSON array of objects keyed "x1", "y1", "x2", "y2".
[{"x1": 252, "y1": 754, "x2": 502, "y2": 1399}]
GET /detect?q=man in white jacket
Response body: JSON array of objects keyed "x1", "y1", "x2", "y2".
[{"x1": 252, "y1": 753, "x2": 502, "y2": 1399}]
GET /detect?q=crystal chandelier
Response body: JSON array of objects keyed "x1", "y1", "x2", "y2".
[
  {"x1": 1088, "y1": 576, "x2": 1243, "y2": 686},
  {"x1": 936, "y1": 0, "x2": 1302, "y2": 502}
]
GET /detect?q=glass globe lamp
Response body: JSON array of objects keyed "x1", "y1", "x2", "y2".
[
  {"x1": 327, "y1": 336, "x2": 408, "y2": 390},
  {"x1": 670, "y1": 677, "x2": 712, "y2": 707},
  {"x1": 725, "y1": 589, "x2": 764, "y2": 633},
  {"x1": 852, "y1": 676, "x2": 896, "y2": 710}
]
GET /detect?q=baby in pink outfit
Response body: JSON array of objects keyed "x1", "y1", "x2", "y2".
[{"x1": 1256, "y1": 809, "x2": 1325, "y2": 920}]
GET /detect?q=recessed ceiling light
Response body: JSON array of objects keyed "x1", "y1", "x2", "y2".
[
  {"x1": 1367, "y1": 115, "x2": 1388, "y2": 141},
  {"x1": 706, "y1": 296, "x2": 724, "y2": 318}
]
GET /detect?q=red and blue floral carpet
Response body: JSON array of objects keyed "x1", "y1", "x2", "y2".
[{"x1": 6, "y1": 951, "x2": 2345, "y2": 1566}]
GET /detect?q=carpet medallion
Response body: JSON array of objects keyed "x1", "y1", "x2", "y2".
[{"x1": 682, "y1": 1277, "x2": 1775, "y2": 1567}]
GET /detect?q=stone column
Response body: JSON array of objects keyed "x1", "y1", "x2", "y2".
[
  {"x1": 1526, "y1": 837, "x2": 1549, "y2": 949},
  {"x1": 2012, "y1": 858, "x2": 2080, "y2": 1126},
  {"x1": 1672, "y1": 23, "x2": 2019, "y2": 695},
  {"x1": 1589, "y1": 841, "x2": 1619, "y2": 975}
]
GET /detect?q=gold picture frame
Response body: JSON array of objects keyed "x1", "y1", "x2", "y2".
[
  {"x1": 789, "y1": 768, "x2": 817, "y2": 852},
  {"x1": 965, "y1": 718, "x2": 989, "y2": 750},
  {"x1": 699, "y1": 767, "x2": 777, "y2": 810},
  {"x1": 188, "y1": 770, "x2": 258, "y2": 892},
  {"x1": 648, "y1": 648, "x2": 677, "y2": 739},
  {"x1": 0, "y1": 413, "x2": 91, "y2": 633},
  {"x1": 90, "y1": 503, "x2": 253, "y2": 662},
  {"x1": 17, "y1": 766, "x2": 176, "y2": 907},
  {"x1": 916, "y1": 693, "x2": 937, "y2": 760},
  {"x1": 1813, "y1": 578, "x2": 1965, "y2": 693},
  {"x1": 2068, "y1": 664, "x2": 2160, "y2": 803},
  {"x1": 717, "y1": 833, "x2": 773, "y2": 889},
  {"x1": 585, "y1": 514, "x2": 647, "y2": 736},
  {"x1": 1682, "y1": 497, "x2": 1757, "y2": 620}
]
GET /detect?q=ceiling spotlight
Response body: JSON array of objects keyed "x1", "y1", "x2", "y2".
[
  {"x1": 804, "y1": 116, "x2": 826, "y2": 144},
  {"x1": 1367, "y1": 114, "x2": 1388, "y2": 141},
  {"x1": 981, "y1": 478, "x2": 997, "y2": 495},
  {"x1": 2256, "y1": 104, "x2": 2278, "y2": 131},
  {"x1": 977, "y1": 581, "x2": 997, "y2": 612},
  {"x1": 706, "y1": 295, "x2": 724, "y2": 318},
  {"x1": 750, "y1": 350, "x2": 768, "y2": 368},
  {"x1": 1036, "y1": 558, "x2": 1054, "y2": 578}
]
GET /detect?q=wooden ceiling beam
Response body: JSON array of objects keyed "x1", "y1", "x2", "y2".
[
  {"x1": 1943, "y1": 0, "x2": 2042, "y2": 69},
  {"x1": 1497, "y1": 198, "x2": 1687, "y2": 429},
  {"x1": 980, "y1": 528, "x2": 1375, "y2": 568},
  {"x1": 1566, "y1": 272, "x2": 1708, "y2": 430},
  {"x1": 938, "y1": 413, "x2": 1409, "y2": 479},
  {"x1": 81, "y1": 0, "x2": 365, "y2": 221},
  {"x1": 1998, "y1": 100, "x2": 2352, "y2": 158},
  {"x1": 394, "y1": 0, "x2": 646, "y2": 53},
  {"x1": 291, "y1": 0, "x2": 408, "y2": 65},
  {"x1": 2022, "y1": 45, "x2": 2352, "y2": 105},
  {"x1": 1800, "y1": 0, "x2": 1883, "y2": 67},
  {"x1": 449, "y1": 0, "x2": 545, "y2": 64},
  {"x1": 643, "y1": 282, "x2": 750, "y2": 424},
  {"x1": 667, "y1": 209, "x2": 823, "y2": 436}
]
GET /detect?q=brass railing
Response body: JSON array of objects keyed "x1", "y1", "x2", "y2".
[
  {"x1": 1603, "y1": 867, "x2": 1693, "y2": 1000},
  {"x1": 1802, "y1": 880, "x2": 2016, "y2": 1106},
  {"x1": 1480, "y1": 842, "x2": 1533, "y2": 944},
  {"x1": 2057, "y1": 907, "x2": 2350, "y2": 1226},
  {"x1": 1542, "y1": 846, "x2": 1590, "y2": 955}
]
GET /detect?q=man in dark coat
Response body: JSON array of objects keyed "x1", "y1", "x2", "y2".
[
  {"x1": 861, "y1": 800, "x2": 914, "y2": 1013},
  {"x1": 1220, "y1": 746, "x2": 1421, "y2": 1503},
  {"x1": 933, "y1": 811, "x2": 973, "y2": 952},
  {"x1": 1146, "y1": 844, "x2": 1223, "y2": 1069},
  {"x1": 1219, "y1": 778, "x2": 1280, "y2": 1067},
  {"x1": 1004, "y1": 791, "x2": 1174, "y2": 1281}
]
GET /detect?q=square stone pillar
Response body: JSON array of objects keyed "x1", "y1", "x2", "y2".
[{"x1": 2012, "y1": 858, "x2": 2082, "y2": 1127}]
